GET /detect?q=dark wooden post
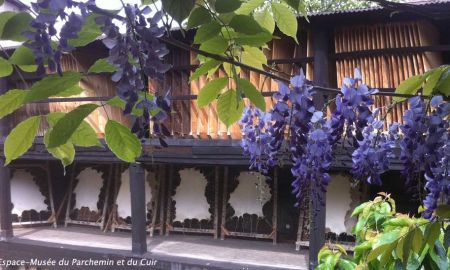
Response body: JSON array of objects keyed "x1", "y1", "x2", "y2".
[
  {"x1": 310, "y1": 26, "x2": 332, "y2": 270},
  {"x1": 129, "y1": 163, "x2": 147, "y2": 254},
  {"x1": 0, "y1": 77, "x2": 12, "y2": 240}
]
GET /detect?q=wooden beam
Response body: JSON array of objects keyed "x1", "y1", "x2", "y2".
[
  {"x1": 220, "y1": 166, "x2": 228, "y2": 240},
  {"x1": 309, "y1": 26, "x2": 331, "y2": 270},
  {"x1": 0, "y1": 77, "x2": 12, "y2": 239},
  {"x1": 64, "y1": 164, "x2": 76, "y2": 227},
  {"x1": 165, "y1": 165, "x2": 173, "y2": 236},
  {"x1": 272, "y1": 168, "x2": 279, "y2": 245},
  {"x1": 129, "y1": 164, "x2": 147, "y2": 254},
  {"x1": 213, "y1": 166, "x2": 220, "y2": 239},
  {"x1": 159, "y1": 165, "x2": 167, "y2": 236},
  {"x1": 45, "y1": 161, "x2": 57, "y2": 228}
]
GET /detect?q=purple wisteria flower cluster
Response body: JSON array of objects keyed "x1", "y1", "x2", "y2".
[
  {"x1": 351, "y1": 109, "x2": 397, "y2": 185},
  {"x1": 97, "y1": 4, "x2": 171, "y2": 140},
  {"x1": 291, "y1": 117, "x2": 333, "y2": 204},
  {"x1": 24, "y1": 0, "x2": 94, "y2": 75},
  {"x1": 240, "y1": 107, "x2": 272, "y2": 175},
  {"x1": 240, "y1": 71, "x2": 334, "y2": 201},
  {"x1": 330, "y1": 70, "x2": 378, "y2": 147},
  {"x1": 421, "y1": 96, "x2": 450, "y2": 218},
  {"x1": 399, "y1": 97, "x2": 429, "y2": 186},
  {"x1": 23, "y1": 1, "x2": 171, "y2": 142}
]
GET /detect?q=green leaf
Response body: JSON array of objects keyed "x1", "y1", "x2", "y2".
[
  {"x1": 376, "y1": 229, "x2": 402, "y2": 246},
  {"x1": 161, "y1": 0, "x2": 195, "y2": 23},
  {"x1": 105, "y1": 120, "x2": 142, "y2": 163},
  {"x1": 424, "y1": 222, "x2": 441, "y2": 247},
  {"x1": 46, "y1": 112, "x2": 100, "y2": 147},
  {"x1": 379, "y1": 242, "x2": 396, "y2": 267},
  {"x1": 1, "y1": 12, "x2": 32, "y2": 41},
  {"x1": 444, "y1": 226, "x2": 450, "y2": 251},
  {"x1": 318, "y1": 246, "x2": 332, "y2": 261},
  {"x1": 57, "y1": 85, "x2": 85, "y2": 97},
  {"x1": 423, "y1": 68, "x2": 444, "y2": 96},
  {"x1": 394, "y1": 75, "x2": 425, "y2": 102},
  {"x1": 352, "y1": 202, "x2": 370, "y2": 216},
  {"x1": 436, "y1": 69, "x2": 450, "y2": 96},
  {"x1": 106, "y1": 96, "x2": 126, "y2": 110},
  {"x1": 283, "y1": 0, "x2": 302, "y2": 11},
  {"x1": 0, "y1": 1, "x2": 4, "y2": 6},
  {"x1": 400, "y1": 230, "x2": 414, "y2": 263},
  {"x1": 337, "y1": 259, "x2": 356, "y2": 270},
  {"x1": 0, "y1": 57, "x2": 13, "y2": 77},
  {"x1": 198, "y1": 77, "x2": 228, "y2": 107},
  {"x1": 0, "y1": 89, "x2": 27, "y2": 118},
  {"x1": 199, "y1": 35, "x2": 229, "y2": 55},
  {"x1": 4, "y1": 116, "x2": 40, "y2": 165},
  {"x1": 106, "y1": 97, "x2": 143, "y2": 117},
  {"x1": 190, "y1": 59, "x2": 221, "y2": 81},
  {"x1": 0, "y1": 12, "x2": 16, "y2": 37},
  {"x1": 87, "y1": 58, "x2": 117, "y2": 74},
  {"x1": 238, "y1": 78, "x2": 265, "y2": 110},
  {"x1": 235, "y1": 31, "x2": 272, "y2": 46},
  {"x1": 271, "y1": 2, "x2": 298, "y2": 42},
  {"x1": 368, "y1": 244, "x2": 391, "y2": 262},
  {"x1": 68, "y1": 14, "x2": 102, "y2": 47},
  {"x1": 187, "y1": 6, "x2": 211, "y2": 29},
  {"x1": 412, "y1": 228, "x2": 424, "y2": 254},
  {"x1": 236, "y1": 0, "x2": 265, "y2": 15},
  {"x1": 215, "y1": 0, "x2": 242, "y2": 13},
  {"x1": 194, "y1": 21, "x2": 222, "y2": 44},
  {"x1": 229, "y1": 15, "x2": 263, "y2": 35},
  {"x1": 435, "y1": 204, "x2": 450, "y2": 218},
  {"x1": 429, "y1": 241, "x2": 449, "y2": 270},
  {"x1": 241, "y1": 46, "x2": 267, "y2": 70},
  {"x1": 217, "y1": 89, "x2": 244, "y2": 127},
  {"x1": 8, "y1": 46, "x2": 37, "y2": 72},
  {"x1": 47, "y1": 104, "x2": 99, "y2": 148},
  {"x1": 44, "y1": 130, "x2": 75, "y2": 168},
  {"x1": 254, "y1": 8, "x2": 275, "y2": 33},
  {"x1": 24, "y1": 72, "x2": 81, "y2": 103}
]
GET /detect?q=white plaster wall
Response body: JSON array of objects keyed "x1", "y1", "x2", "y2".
[
  {"x1": 11, "y1": 170, "x2": 47, "y2": 216},
  {"x1": 116, "y1": 169, "x2": 154, "y2": 218},
  {"x1": 229, "y1": 172, "x2": 271, "y2": 217},
  {"x1": 73, "y1": 168, "x2": 103, "y2": 211},
  {"x1": 325, "y1": 174, "x2": 353, "y2": 234},
  {"x1": 173, "y1": 168, "x2": 210, "y2": 221}
]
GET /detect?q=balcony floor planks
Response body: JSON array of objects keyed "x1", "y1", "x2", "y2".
[{"x1": 1, "y1": 226, "x2": 308, "y2": 270}]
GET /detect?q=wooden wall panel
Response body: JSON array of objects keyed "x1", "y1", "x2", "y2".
[
  {"x1": 189, "y1": 32, "x2": 309, "y2": 140},
  {"x1": 334, "y1": 21, "x2": 442, "y2": 127}
]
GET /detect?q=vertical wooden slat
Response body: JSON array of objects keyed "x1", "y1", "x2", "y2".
[
  {"x1": 213, "y1": 166, "x2": 220, "y2": 239},
  {"x1": 220, "y1": 166, "x2": 228, "y2": 241},
  {"x1": 129, "y1": 164, "x2": 147, "y2": 254},
  {"x1": 159, "y1": 165, "x2": 166, "y2": 236},
  {"x1": 165, "y1": 165, "x2": 173, "y2": 236}
]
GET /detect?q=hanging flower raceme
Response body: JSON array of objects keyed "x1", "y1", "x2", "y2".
[
  {"x1": 266, "y1": 80, "x2": 291, "y2": 167},
  {"x1": 291, "y1": 115, "x2": 333, "y2": 205},
  {"x1": 399, "y1": 97, "x2": 429, "y2": 186},
  {"x1": 330, "y1": 69, "x2": 377, "y2": 147},
  {"x1": 351, "y1": 109, "x2": 397, "y2": 185},
  {"x1": 240, "y1": 107, "x2": 272, "y2": 175},
  {"x1": 97, "y1": 4, "x2": 171, "y2": 140},
  {"x1": 24, "y1": 0, "x2": 94, "y2": 75},
  {"x1": 422, "y1": 96, "x2": 450, "y2": 219}
]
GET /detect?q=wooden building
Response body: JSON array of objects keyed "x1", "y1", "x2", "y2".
[{"x1": 1, "y1": 1, "x2": 450, "y2": 269}]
